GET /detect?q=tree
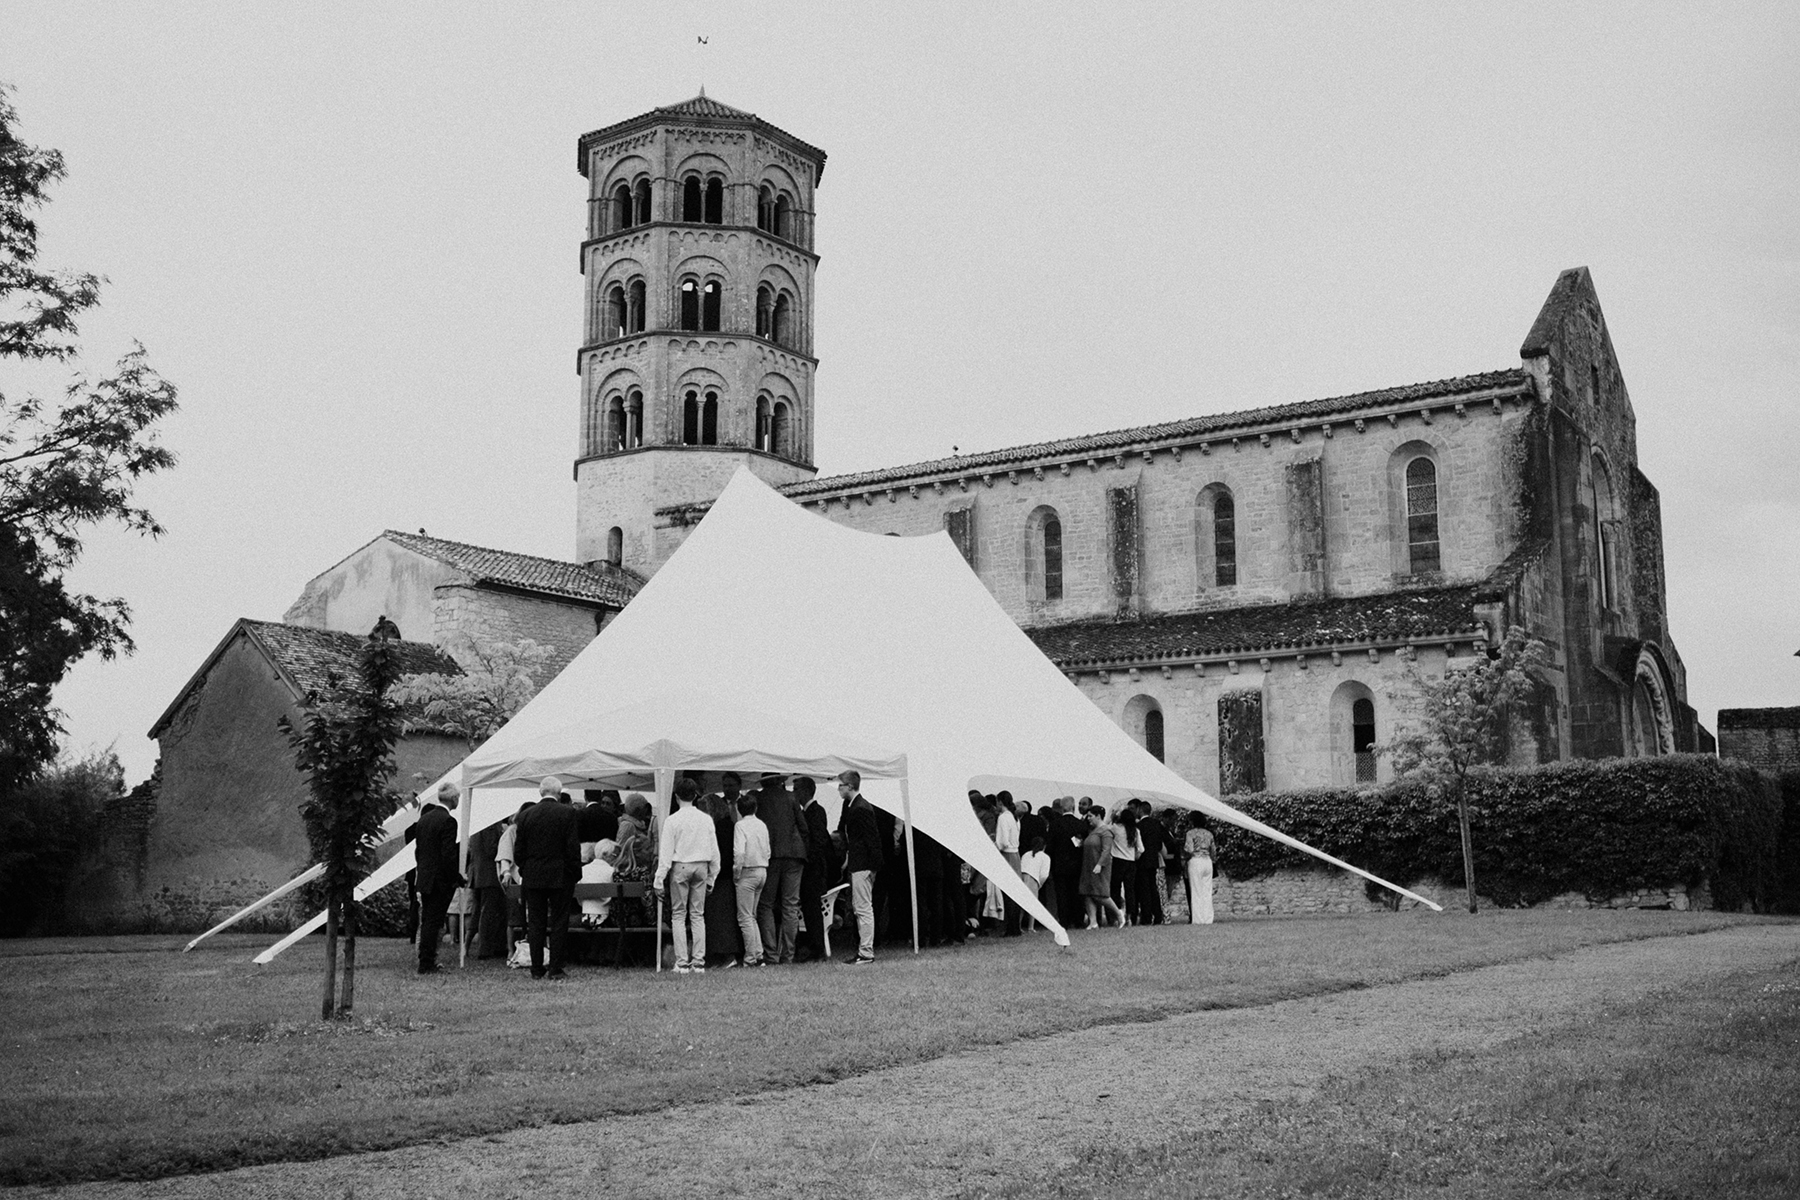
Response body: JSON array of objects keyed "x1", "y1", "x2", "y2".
[
  {"x1": 280, "y1": 623, "x2": 407, "y2": 1021},
  {"x1": 1381, "y1": 626, "x2": 1550, "y2": 913},
  {"x1": 390, "y1": 636, "x2": 553, "y2": 749},
  {"x1": 0, "y1": 747, "x2": 121, "y2": 936},
  {"x1": 0, "y1": 84, "x2": 178, "y2": 795}
]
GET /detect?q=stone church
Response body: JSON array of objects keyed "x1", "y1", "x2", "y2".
[
  {"x1": 572, "y1": 95, "x2": 1708, "y2": 797},
  {"x1": 114, "y1": 93, "x2": 1705, "y2": 924}
]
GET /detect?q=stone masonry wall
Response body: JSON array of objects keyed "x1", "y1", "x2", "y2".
[
  {"x1": 1209, "y1": 868, "x2": 1708, "y2": 917},
  {"x1": 1718, "y1": 708, "x2": 1800, "y2": 774},
  {"x1": 432, "y1": 585, "x2": 604, "y2": 680}
]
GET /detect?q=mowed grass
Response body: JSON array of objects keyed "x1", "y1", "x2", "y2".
[
  {"x1": 0, "y1": 910, "x2": 1773, "y2": 1187},
  {"x1": 986, "y1": 949, "x2": 1800, "y2": 1199}
]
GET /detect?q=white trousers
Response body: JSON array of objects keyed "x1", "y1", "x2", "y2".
[{"x1": 1187, "y1": 856, "x2": 1214, "y2": 925}]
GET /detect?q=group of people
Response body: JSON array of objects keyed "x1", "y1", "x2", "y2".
[{"x1": 404, "y1": 774, "x2": 1220, "y2": 979}]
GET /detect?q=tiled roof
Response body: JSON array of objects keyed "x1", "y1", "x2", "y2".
[
  {"x1": 1025, "y1": 586, "x2": 1487, "y2": 667},
  {"x1": 781, "y1": 369, "x2": 1532, "y2": 499},
  {"x1": 577, "y1": 94, "x2": 828, "y2": 177},
  {"x1": 383, "y1": 531, "x2": 639, "y2": 608},
  {"x1": 244, "y1": 620, "x2": 461, "y2": 700}
]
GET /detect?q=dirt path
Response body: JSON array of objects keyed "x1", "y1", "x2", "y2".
[{"x1": 14, "y1": 923, "x2": 1800, "y2": 1200}]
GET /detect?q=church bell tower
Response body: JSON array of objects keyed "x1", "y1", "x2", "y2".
[{"x1": 572, "y1": 96, "x2": 825, "y2": 575}]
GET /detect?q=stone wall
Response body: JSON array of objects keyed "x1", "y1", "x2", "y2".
[
  {"x1": 1207, "y1": 867, "x2": 1710, "y2": 917},
  {"x1": 1718, "y1": 708, "x2": 1800, "y2": 774},
  {"x1": 432, "y1": 585, "x2": 605, "y2": 680}
]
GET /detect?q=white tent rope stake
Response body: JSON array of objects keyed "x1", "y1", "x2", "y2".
[{"x1": 254, "y1": 467, "x2": 1439, "y2": 964}]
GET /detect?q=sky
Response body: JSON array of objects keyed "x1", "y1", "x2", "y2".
[{"x1": 5, "y1": 2, "x2": 1797, "y2": 786}]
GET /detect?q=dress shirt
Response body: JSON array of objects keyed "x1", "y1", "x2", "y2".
[
  {"x1": 654, "y1": 803, "x2": 721, "y2": 888},
  {"x1": 733, "y1": 813, "x2": 771, "y2": 871},
  {"x1": 995, "y1": 809, "x2": 1021, "y2": 855}
]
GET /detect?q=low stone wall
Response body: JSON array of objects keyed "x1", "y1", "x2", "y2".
[{"x1": 1207, "y1": 868, "x2": 1710, "y2": 916}]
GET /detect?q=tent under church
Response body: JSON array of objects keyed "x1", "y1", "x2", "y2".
[{"x1": 247, "y1": 467, "x2": 1438, "y2": 964}]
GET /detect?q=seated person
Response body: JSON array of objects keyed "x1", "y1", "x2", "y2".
[{"x1": 578, "y1": 838, "x2": 617, "y2": 926}]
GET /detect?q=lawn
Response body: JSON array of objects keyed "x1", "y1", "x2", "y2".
[{"x1": 0, "y1": 910, "x2": 1776, "y2": 1187}]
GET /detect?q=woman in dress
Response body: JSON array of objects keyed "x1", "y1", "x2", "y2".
[
  {"x1": 1184, "y1": 811, "x2": 1216, "y2": 925},
  {"x1": 1079, "y1": 808, "x2": 1126, "y2": 929}
]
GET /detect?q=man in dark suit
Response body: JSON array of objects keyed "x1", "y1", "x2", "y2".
[
  {"x1": 413, "y1": 782, "x2": 463, "y2": 974},
  {"x1": 1132, "y1": 799, "x2": 1168, "y2": 925},
  {"x1": 468, "y1": 816, "x2": 508, "y2": 960},
  {"x1": 795, "y1": 776, "x2": 833, "y2": 963},
  {"x1": 755, "y1": 773, "x2": 807, "y2": 965},
  {"x1": 1047, "y1": 796, "x2": 1089, "y2": 929},
  {"x1": 512, "y1": 775, "x2": 582, "y2": 979},
  {"x1": 839, "y1": 771, "x2": 883, "y2": 964}
]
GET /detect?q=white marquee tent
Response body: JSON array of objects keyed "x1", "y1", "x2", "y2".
[{"x1": 246, "y1": 467, "x2": 1438, "y2": 964}]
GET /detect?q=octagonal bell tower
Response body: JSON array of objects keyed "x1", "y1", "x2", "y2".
[{"x1": 572, "y1": 95, "x2": 825, "y2": 575}]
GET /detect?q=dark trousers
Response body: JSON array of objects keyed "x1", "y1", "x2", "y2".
[
  {"x1": 940, "y1": 862, "x2": 967, "y2": 942},
  {"x1": 1111, "y1": 861, "x2": 1138, "y2": 924},
  {"x1": 1134, "y1": 859, "x2": 1165, "y2": 925},
  {"x1": 915, "y1": 866, "x2": 944, "y2": 945},
  {"x1": 522, "y1": 886, "x2": 572, "y2": 976},
  {"x1": 1052, "y1": 864, "x2": 1082, "y2": 928},
  {"x1": 798, "y1": 862, "x2": 827, "y2": 961},
  {"x1": 417, "y1": 884, "x2": 456, "y2": 970},
  {"x1": 471, "y1": 884, "x2": 508, "y2": 959}
]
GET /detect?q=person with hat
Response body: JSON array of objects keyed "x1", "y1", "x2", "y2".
[
  {"x1": 512, "y1": 775, "x2": 582, "y2": 979},
  {"x1": 413, "y1": 782, "x2": 463, "y2": 974}
]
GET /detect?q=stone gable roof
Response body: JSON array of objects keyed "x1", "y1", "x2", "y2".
[
  {"x1": 577, "y1": 94, "x2": 828, "y2": 177},
  {"x1": 779, "y1": 369, "x2": 1531, "y2": 500},
  {"x1": 383, "y1": 530, "x2": 638, "y2": 609},
  {"x1": 1026, "y1": 586, "x2": 1487, "y2": 668}
]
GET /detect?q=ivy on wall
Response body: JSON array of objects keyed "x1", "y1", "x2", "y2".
[
  {"x1": 1218, "y1": 690, "x2": 1266, "y2": 795},
  {"x1": 1213, "y1": 754, "x2": 1795, "y2": 912}
]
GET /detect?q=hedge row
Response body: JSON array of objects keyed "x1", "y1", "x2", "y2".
[{"x1": 1214, "y1": 754, "x2": 1798, "y2": 912}]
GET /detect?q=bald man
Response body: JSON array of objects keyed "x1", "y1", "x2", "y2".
[{"x1": 513, "y1": 775, "x2": 582, "y2": 979}]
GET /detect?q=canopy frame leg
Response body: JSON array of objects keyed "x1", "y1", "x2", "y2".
[
  {"x1": 900, "y1": 776, "x2": 920, "y2": 955},
  {"x1": 458, "y1": 767, "x2": 471, "y2": 969}
]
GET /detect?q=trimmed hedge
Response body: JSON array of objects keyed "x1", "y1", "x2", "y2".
[{"x1": 1214, "y1": 754, "x2": 1793, "y2": 912}]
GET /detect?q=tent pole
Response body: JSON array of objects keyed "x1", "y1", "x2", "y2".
[
  {"x1": 458, "y1": 767, "x2": 471, "y2": 969},
  {"x1": 899, "y1": 776, "x2": 920, "y2": 955}
]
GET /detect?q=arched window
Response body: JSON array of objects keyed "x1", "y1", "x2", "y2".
[
  {"x1": 606, "y1": 285, "x2": 627, "y2": 338},
  {"x1": 1025, "y1": 506, "x2": 1064, "y2": 604},
  {"x1": 775, "y1": 193, "x2": 792, "y2": 240},
  {"x1": 1124, "y1": 694, "x2": 1165, "y2": 763},
  {"x1": 1145, "y1": 708, "x2": 1165, "y2": 762},
  {"x1": 627, "y1": 279, "x2": 646, "y2": 333},
  {"x1": 771, "y1": 401, "x2": 791, "y2": 458},
  {"x1": 606, "y1": 396, "x2": 625, "y2": 452},
  {"x1": 606, "y1": 526, "x2": 622, "y2": 567},
  {"x1": 757, "y1": 186, "x2": 774, "y2": 232},
  {"x1": 755, "y1": 285, "x2": 773, "y2": 337},
  {"x1": 633, "y1": 179, "x2": 651, "y2": 225},
  {"x1": 682, "y1": 176, "x2": 702, "y2": 222},
  {"x1": 1043, "y1": 513, "x2": 1063, "y2": 601},
  {"x1": 1213, "y1": 493, "x2": 1237, "y2": 586},
  {"x1": 612, "y1": 183, "x2": 633, "y2": 231},
  {"x1": 679, "y1": 280, "x2": 700, "y2": 330},
  {"x1": 701, "y1": 392, "x2": 719, "y2": 445},
  {"x1": 1405, "y1": 457, "x2": 1440, "y2": 574},
  {"x1": 682, "y1": 389, "x2": 700, "y2": 445},
  {"x1": 1591, "y1": 456, "x2": 1616, "y2": 611},
  {"x1": 1352, "y1": 698, "x2": 1376, "y2": 782},
  {"x1": 701, "y1": 280, "x2": 721, "y2": 331},
  {"x1": 704, "y1": 178, "x2": 723, "y2": 224},
  {"x1": 626, "y1": 390, "x2": 644, "y2": 448},
  {"x1": 773, "y1": 292, "x2": 792, "y2": 347},
  {"x1": 755, "y1": 396, "x2": 771, "y2": 452}
]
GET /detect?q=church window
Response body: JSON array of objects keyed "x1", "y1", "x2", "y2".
[
  {"x1": 606, "y1": 396, "x2": 625, "y2": 452},
  {"x1": 701, "y1": 280, "x2": 721, "y2": 331},
  {"x1": 704, "y1": 178, "x2": 723, "y2": 224},
  {"x1": 633, "y1": 179, "x2": 652, "y2": 225},
  {"x1": 1026, "y1": 506, "x2": 1064, "y2": 603},
  {"x1": 756, "y1": 285, "x2": 773, "y2": 337},
  {"x1": 606, "y1": 286, "x2": 627, "y2": 339},
  {"x1": 773, "y1": 292, "x2": 792, "y2": 347},
  {"x1": 1352, "y1": 698, "x2": 1376, "y2": 782},
  {"x1": 755, "y1": 396, "x2": 771, "y2": 452},
  {"x1": 1145, "y1": 708, "x2": 1165, "y2": 763},
  {"x1": 1213, "y1": 493, "x2": 1237, "y2": 586},
  {"x1": 1405, "y1": 457, "x2": 1440, "y2": 574},
  {"x1": 682, "y1": 176, "x2": 702, "y2": 222},
  {"x1": 612, "y1": 183, "x2": 633, "y2": 231},
  {"x1": 627, "y1": 391, "x2": 644, "y2": 448},
  {"x1": 680, "y1": 280, "x2": 700, "y2": 330},
  {"x1": 702, "y1": 392, "x2": 719, "y2": 444},
  {"x1": 682, "y1": 390, "x2": 700, "y2": 445},
  {"x1": 606, "y1": 527, "x2": 622, "y2": 566},
  {"x1": 757, "y1": 186, "x2": 774, "y2": 232},
  {"x1": 774, "y1": 193, "x2": 793, "y2": 240},
  {"x1": 771, "y1": 401, "x2": 792, "y2": 458},
  {"x1": 628, "y1": 279, "x2": 646, "y2": 333},
  {"x1": 1591, "y1": 456, "x2": 1616, "y2": 611},
  {"x1": 1043, "y1": 514, "x2": 1063, "y2": 601}
]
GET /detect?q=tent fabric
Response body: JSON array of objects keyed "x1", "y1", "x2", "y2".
[{"x1": 255, "y1": 467, "x2": 1439, "y2": 964}]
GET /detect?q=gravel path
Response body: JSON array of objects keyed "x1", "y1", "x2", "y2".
[{"x1": 15, "y1": 923, "x2": 1799, "y2": 1200}]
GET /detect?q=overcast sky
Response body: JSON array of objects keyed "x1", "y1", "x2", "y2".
[{"x1": 7, "y1": 2, "x2": 1797, "y2": 785}]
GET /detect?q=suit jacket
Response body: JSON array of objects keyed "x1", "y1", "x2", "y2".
[
  {"x1": 800, "y1": 800, "x2": 832, "y2": 874},
  {"x1": 758, "y1": 785, "x2": 808, "y2": 860},
  {"x1": 514, "y1": 798, "x2": 582, "y2": 890},
  {"x1": 1048, "y1": 813, "x2": 1088, "y2": 871},
  {"x1": 469, "y1": 822, "x2": 502, "y2": 890},
  {"x1": 844, "y1": 795, "x2": 884, "y2": 874},
  {"x1": 1136, "y1": 816, "x2": 1168, "y2": 867},
  {"x1": 1018, "y1": 811, "x2": 1048, "y2": 857},
  {"x1": 413, "y1": 803, "x2": 461, "y2": 894}
]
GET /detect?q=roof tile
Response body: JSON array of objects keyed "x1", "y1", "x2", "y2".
[
  {"x1": 383, "y1": 531, "x2": 639, "y2": 608},
  {"x1": 244, "y1": 620, "x2": 461, "y2": 698}
]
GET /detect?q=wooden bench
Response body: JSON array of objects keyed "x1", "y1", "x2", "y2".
[{"x1": 502, "y1": 881, "x2": 668, "y2": 967}]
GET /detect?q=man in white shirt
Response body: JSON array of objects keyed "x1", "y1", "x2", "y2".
[
  {"x1": 652, "y1": 776, "x2": 721, "y2": 974},
  {"x1": 995, "y1": 792, "x2": 1023, "y2": 937},
  {"x1": 730, "y1": 794, "x2": 772, "y2": 967}
]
